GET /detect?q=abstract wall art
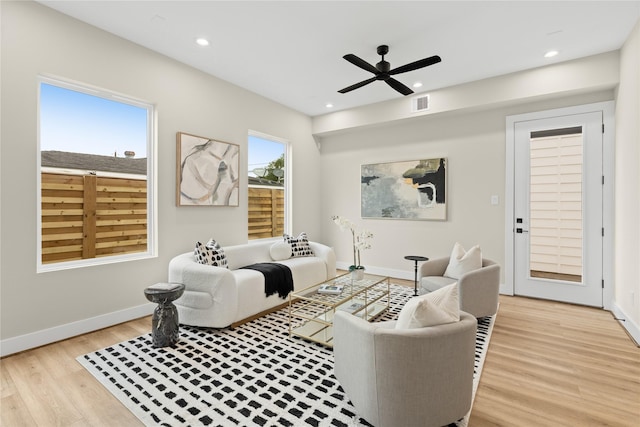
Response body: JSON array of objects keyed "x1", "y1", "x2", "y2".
[
  {"x1": 361, "y1": 158, "x2": 447, "y2": 220},
  {"x1": 176, "y1": 132, "x2": 240, "y2": 206}
]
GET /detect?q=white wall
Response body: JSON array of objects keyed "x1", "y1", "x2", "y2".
[
  {"x1": 613, "y1": 18, "x2": 640, "y2": 341},
  {"x1": 318, "y1": 91, "x2": 614, "y2": 282},
  {"x1": 0, "y1": 1, "x2": 322, "y2": 354},
  {"x1": 313, "y1": 51, "x2": 620, "y2": 136},
  {"x1": 316, "y1": 17, "x2": 639, "y2": 342},
  {"x1": 312, "y1": 49, "x2": 621, "y2": 283},
  {"x1": 2, "y1": 1, "x2": 637, "y2": 355}
]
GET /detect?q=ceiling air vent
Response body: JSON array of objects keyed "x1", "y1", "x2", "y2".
[{"x1": 411, "y1": 94, "x2": 430, "y2": 113}]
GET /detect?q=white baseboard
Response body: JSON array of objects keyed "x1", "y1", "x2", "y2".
[
  {"x1": 499, "y1": 283, "x2": 514, "y2": 295},
  {"x1": 0, "y1": 303, "x2": 155, "y2": 357},
  {"x1": 611, "y1": 302, "x2": 640, "y2": 346}
]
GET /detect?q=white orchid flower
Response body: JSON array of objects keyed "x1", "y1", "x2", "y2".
[
  {"x1": 359, "y1": 230, "x2": 374, "y2": 240},
  {"x1": 331, "y1": 215, "x2": 373, "y2": 270},
  {"x1": 355, "y1": 241, "x2": 372, "y2": 251},
  {"x1": 332, "y1": 215, "x2": 354, "y2": 232}
]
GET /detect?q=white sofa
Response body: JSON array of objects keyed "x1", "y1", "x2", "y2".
[{"x1": 168, "y1": 240, "x2": 336, "y2": 328}]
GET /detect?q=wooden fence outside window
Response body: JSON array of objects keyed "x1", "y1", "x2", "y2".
[
  {"x1": 41, "y1": 172, "x2": 147, "y2": 264},
  {"x1": 42, "y1": 174, "x2": 282, "y2": 260},
  {"x1": 248, "y1": 186, "x2": 284, "y2": 240}
]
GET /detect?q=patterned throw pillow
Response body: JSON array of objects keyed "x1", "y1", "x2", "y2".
[
  {"x1": 283, "y1": 232, "x2": 314, "y2": 258},
  {"x1": 194, "y1": 239, "x2": 228, "y2": 268}
]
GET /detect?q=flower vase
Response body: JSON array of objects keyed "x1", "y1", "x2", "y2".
[{"x1": 351, "y1": 268, "x2": 364, "y2": 281}]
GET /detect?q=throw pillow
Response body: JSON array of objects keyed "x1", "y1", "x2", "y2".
[
  {"x1": 194, "y1": 239, "x2": 228, "y2": 268},
  {"x1": 395, "y1": 283, "x2": 460, "y2": 329},
  {"x1": 283, "y1": 232, "x2": 315, "y2": 258},
  {"x1": 443, "y1": 242, "x2": 482, "y2": 279},
  {"x1": 270, "y1": 241, "x2": 292, "y2": 261}
]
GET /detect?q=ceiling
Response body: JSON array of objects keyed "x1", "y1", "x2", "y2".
[{"x1": 38, "y1": 1, "x2": 640, "y2": 117}]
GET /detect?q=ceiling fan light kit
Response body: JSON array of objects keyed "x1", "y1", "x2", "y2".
[{"x1": 338, "y1": 44, "x2": 441, "y2": 96}]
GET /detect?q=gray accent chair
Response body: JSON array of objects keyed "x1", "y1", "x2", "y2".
[
  {"x1": 419, "y1": 257, "x2": 500, "y2": 318},
  {"x1": 333, "y1": 310, "x2": 477, "y2": 427}
]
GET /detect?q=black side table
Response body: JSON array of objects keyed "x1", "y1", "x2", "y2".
[
  {"x1": 404, "y1": 255, "x2": 429, "y2": 296},
  {"x1": 144, "y1": 283, "x2": 185, "y2": 347}
]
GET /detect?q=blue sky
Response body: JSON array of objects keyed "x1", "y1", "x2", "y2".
[
  {"x1": 41, "y1": 82, "x2": 284, "y2": 173},
  {"x1": 248, "y1": 135, "x2": 285, "y2": 177},
  {"x1": 40, "y1": 83, "x2": 148, "y2": 158}
]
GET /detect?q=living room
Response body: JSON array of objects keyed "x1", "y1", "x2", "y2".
[{"x1": 1, "y1": 1, "x2": 639, "y2": 425}]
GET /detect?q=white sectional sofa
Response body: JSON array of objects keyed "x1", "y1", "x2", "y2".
[{"x1": 168, "y1": 240, "x2": 336, "y2": 328}]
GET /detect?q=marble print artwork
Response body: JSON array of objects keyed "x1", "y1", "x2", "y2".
[
  {"x1": 177, "y1": 132, "x2": 239, "y2": 206},
  {"x1": 361, "y1": 157, "x2": 447, "y2": 220}
]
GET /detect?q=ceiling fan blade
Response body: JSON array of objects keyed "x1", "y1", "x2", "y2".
[
  {"x1": 343, "y1": 54, "x2": 379, "y2": 74},
  {"x1": 389, "y1": 55, "x2": 442, "y2": 75},
  {"x1": 385, "y1": 78, "x2": 414, "y2": 96},
  {"x1": 338, "y1": 76, "x2": 378, "y2": 94}
]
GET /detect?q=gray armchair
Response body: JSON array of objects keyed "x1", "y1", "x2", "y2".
[
  {"x1": 418, "y1": 257, "x2": 500, "y2": 318},
  {"x1": 333, "y1": 310, "x2": 477, "y2": 427}
]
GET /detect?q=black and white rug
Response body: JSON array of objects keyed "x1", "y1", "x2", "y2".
[{"x1": 78, "y1": 285, "x2": 495, "y2": 427}]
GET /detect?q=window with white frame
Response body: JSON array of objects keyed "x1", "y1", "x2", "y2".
[
  {"x1": 37, "y1": 76, "x2": 156, "y2": 272},
  {"x1": 247, "y1": 131, "x2": 289, "y2": 240}
]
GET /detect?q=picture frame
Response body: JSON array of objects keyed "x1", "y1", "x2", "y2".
[
  {"x1": 176, "y1": 132, "x2": 240, "y2": 206},
  {"x1": 361, "y1": 157, "x2": 447, "y2": 220}
]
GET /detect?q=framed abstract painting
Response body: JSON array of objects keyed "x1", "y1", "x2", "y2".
[
  {"x1": 176, "y1": 132, "x2": 240, "y2": 206},
  {"x1": 361, "y1": 158, "x2": 447, "y2": 220}
]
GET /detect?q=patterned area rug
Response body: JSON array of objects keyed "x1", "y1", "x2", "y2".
[{"x1": 78, "y1": 284, "x2": 495, "y2": 427}]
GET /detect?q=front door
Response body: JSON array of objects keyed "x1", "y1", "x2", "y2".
[{"x1": 513, "y1": 111, "x2": 603, "y2": 307}]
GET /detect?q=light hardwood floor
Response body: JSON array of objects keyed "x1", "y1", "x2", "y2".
[
  {"x1": 470, "y1": 295, "x2": 640, "y2": 426},
  {"x1": 1, "y1": 283, "x2": 639, "y2": 426}
]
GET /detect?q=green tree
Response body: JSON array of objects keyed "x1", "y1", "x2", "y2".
[{"x1": 264, "y1": 154, "x2": 284, "y2": 183}]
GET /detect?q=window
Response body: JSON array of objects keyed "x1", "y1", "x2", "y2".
[
  {"x1": 247, "y1": 131, "x2": 289, "y2": 240},
  {"x1": 37, "y1": 76, "x2": 156, "y2": 272},
  {"x1": 529, "y1": 127, "x2": 583, "y2": 282}
]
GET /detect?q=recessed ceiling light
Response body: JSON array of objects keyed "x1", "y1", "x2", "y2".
[
  {"x1": 325, "y1": 103, "x2": 334, "y2": 108},
  {"x1": 196, "y1": 38, "x2": 210, "y2": 47},
  {"x1": 544, "y1": 50, "x2": 559, "y2": 58},
  {"x1": 413, "y1": 82, "x2": 423, "y2": 88}
]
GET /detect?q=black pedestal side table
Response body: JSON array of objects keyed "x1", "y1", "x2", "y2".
[
  {"x1": 404, "y1": 255, "x2": 429, "y2": 296},
  {"x1": 144, "y1": 283, "x2": 185, "y2": 347}
]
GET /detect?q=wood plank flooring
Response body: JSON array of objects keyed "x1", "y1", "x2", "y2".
[
  {"x1": 1, "y1": 282, "x2": 639, "y2": 426},
  {"x1": 470, "y1": 295, "x2": 640, "y2": 426}
]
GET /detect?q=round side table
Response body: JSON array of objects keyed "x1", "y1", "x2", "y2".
[
  {"x1": 144, "y1": 283, "x2": 185, "y2": 348},
  {"x1": 404, "y1": 255, "x2": 429, "y2": 296}
]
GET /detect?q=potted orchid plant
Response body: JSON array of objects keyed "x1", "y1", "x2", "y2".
[{"x1": 331, "y1": 215, "x2": 373, "y2": 280}]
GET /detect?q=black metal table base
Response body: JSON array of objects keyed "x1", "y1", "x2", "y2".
[{"x1": 404, "y1": 255, "x2": 429, "y2": 296}]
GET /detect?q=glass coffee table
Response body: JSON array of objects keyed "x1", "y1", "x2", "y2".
[{"x1": 288, "y1": 272, "x2": 390, "y2": 347}]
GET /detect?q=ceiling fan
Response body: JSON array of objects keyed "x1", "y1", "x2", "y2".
[{"x1": 338, "y1": 45, "x2": 441, "y2": 96}]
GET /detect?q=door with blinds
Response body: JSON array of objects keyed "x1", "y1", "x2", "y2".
[{"x1": 513, "y1": 112, "x2": 603, "y2": 307}]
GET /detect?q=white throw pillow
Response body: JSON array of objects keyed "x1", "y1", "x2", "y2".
[
  {"x1": 270, "y1": 241, "x2": 292, "y2": 261},
  {"x1": 395, "y1": 283, "x2": 460, "y2": 329},
  {"x1": 443, "y1": 242, "x2": 482, "y2": 279}
]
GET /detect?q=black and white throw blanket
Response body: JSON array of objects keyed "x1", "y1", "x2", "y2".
[
  {"x1": 240, "y1": 263, "x2": 294, "y2": 298},
  {"x1": 78, "y1": 284, "x2": 495, "y2": 427}
]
